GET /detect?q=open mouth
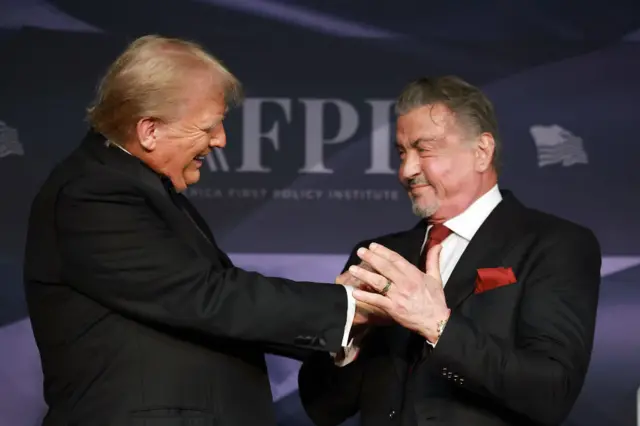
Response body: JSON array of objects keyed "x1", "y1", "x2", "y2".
[{"x1": 194, "y1": 155, "x2": 207, "y2": 161}]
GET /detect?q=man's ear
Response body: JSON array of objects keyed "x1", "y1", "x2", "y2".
[
  {"x1": 475, "y1": 132, "x2": 495, "y2": 172},
  {"x1": 135, "y1": 117, "x2": 158, "y2": 152}
]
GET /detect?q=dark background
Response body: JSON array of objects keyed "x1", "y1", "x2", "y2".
[{"x1": 1, "y1": 1, "x2": 639, "y2": 425}]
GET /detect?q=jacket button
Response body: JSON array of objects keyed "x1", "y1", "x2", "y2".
[{"x1": 388, "y1": 409, "x2": 396, "y2": 420}]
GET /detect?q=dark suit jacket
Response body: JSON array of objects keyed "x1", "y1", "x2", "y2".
[
  {"x1": 298, "y1": 191, "x2": 601, "y2": 426},
  {"x1": 23, "y1": 130, "x2": 349, "y2": 426}
]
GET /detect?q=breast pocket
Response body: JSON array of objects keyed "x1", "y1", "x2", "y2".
[
  {"x1": 129, "y1": 408, "x2": 217, "y2": 426},
  {"x1": 461, "y1": 282, "x2": 522, "y2": 339}
]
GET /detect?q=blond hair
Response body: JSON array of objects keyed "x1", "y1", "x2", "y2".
[{"x1": 87, "y1": 35, "x2": 243, "y2": 142}]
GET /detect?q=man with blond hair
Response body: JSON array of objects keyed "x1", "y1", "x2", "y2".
[{"x1": 23, "y1": 35, "x2": 375, "y2": 426}]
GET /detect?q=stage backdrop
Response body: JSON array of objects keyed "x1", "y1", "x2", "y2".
[{"x1": 1, "y1": 1, "x2": 640, "y2": 425}]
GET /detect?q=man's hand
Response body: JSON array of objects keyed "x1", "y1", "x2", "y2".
[
  {"x1": 348, "y1": 243, "x2": 450, "y2": 343},
  {"x1": 335, "y1": 261, "x2": 373, "y2": 288},
  {"x1": 336, "y1": 262, "x2": 391, "y2": 326},
  {"x1": 353, "y1": 300, "x2": 391, "y2": 326}
]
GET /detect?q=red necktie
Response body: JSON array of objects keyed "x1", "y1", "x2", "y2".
[
  {"x1": 408, "y1": 223, "x2": 453, "y2": 373},
  {"x1": 422, "y1": 223, "x2": 452, "y2": 271}
]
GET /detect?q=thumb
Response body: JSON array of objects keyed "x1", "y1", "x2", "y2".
[{"x1": 425, "y1": 244, "x2": 442, "y2": 279}]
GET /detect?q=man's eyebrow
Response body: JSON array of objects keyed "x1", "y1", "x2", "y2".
[{"x1": 410, "y1": 137, "x2": 438, "y2": 148}]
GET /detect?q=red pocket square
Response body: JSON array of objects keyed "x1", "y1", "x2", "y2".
[{"x1": 474, "y1": 267, "x2": 517, "y2": 294}]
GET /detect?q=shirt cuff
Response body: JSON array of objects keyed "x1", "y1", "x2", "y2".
[
  {"x1": 341, "y1": 285, "x2": 356, "y2": 347},
  {"x1": 332, "y1": 326, "x2": 369, "y2": 367}
]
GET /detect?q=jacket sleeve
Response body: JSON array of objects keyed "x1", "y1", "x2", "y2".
[
  {"x1": 54, "y1": 175, "x2": 348, "y2": 353},
  {"x1": 429, "y1": 225, "x2": 601, "y2": 425},
  {"x1": 298, "y1": 241, "x2": 372, "y2": 426}
]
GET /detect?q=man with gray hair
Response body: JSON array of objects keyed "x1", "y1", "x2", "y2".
[
  {"x1": 23, "y1": 35, "x2": 377, "y2": 426},
  {"x1": 299, "y1": 76, "x2": 601, "y2": 426}
]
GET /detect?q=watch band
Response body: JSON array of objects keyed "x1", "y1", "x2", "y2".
[{"x1": 435, "y1": 310, "x2": 451, "y2": 342}]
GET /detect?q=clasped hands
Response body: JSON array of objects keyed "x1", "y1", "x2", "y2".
[{"x1": 336, "y1": 243, "x2": 450, "y2": 343}]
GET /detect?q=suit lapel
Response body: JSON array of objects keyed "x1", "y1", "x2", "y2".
[
  {"x1": 388, "y1": 192, "x2": 526, "y2": 385},
  {"x1": 444, "y1": 191, "x2": 526, "y2": 311},
  {"x1": 392, "y1": 220, "x2": 428, "y2": 269},
  {"x1": 174, "y1": 192, "x2": 233, "y2": 267},
  {"x1": 175, "y1": 193, "x2": 216, "y2": 244},
  {"x1": 81, "y1": 130, "x2": 228, "y2": 265}
]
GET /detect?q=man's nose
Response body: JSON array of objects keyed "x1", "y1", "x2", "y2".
[
  {"x1": 401, "y1": 151, "x2": 421, "y2": 180},
  {"x1": 210, "y1": 124, "x2": 226, "y2": 148}
]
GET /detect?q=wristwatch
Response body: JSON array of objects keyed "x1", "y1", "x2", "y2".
[{"x1": 435, "y1": 310, "x2": 451, "y2": 342}]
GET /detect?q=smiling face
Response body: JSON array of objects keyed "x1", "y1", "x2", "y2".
[
  {"x1": 132, "y1": 87, "x2": 227, "y2": 192},
  {"x1": 395, "y1": 103, "x2": 497, "y2": 222}
]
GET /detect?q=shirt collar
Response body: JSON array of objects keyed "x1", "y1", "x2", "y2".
[
  {"x1": 105, "y1": 139, "x2": 175, "y2": 193},
  {"x1": 106, "y1": 139, "x2": 133, "y2": 153},
  {"x1": 438, "y1": 184, "x2": 502, "y2": 241}
]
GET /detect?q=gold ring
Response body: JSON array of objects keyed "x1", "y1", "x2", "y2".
[{"x1": 380, "y1": 280, "x2": 392, "y2": 296}]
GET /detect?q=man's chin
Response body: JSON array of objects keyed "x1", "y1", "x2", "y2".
[
  {"x1": 166, "y1": 173, "x2": 196, "y2": 193},
  {"x1": 183, "y1": 171, "x2": 201, "y2": 187},
  {"x1": 411, "y1": 201, "x2": 438, "y2": 218}
]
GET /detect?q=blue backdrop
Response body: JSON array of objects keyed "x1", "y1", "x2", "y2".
[{"x1": 1, "y1": 1, "x2": 640, "y2": 425}]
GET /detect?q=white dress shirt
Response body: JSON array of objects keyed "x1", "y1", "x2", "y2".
[
  {"x1": 105, "y1": 140, "x2": 357, "y2": 347},
  {"x1": 336, "y1": 184, "x2": 503, "y2": 365},
  {"x1": 424, "y1": 184, "x2": 503, "y2": 288}
]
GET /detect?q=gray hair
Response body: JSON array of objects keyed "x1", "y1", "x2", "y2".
[{"x1": 395, "y1": 75, "x2": 501, "y2": 171}]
